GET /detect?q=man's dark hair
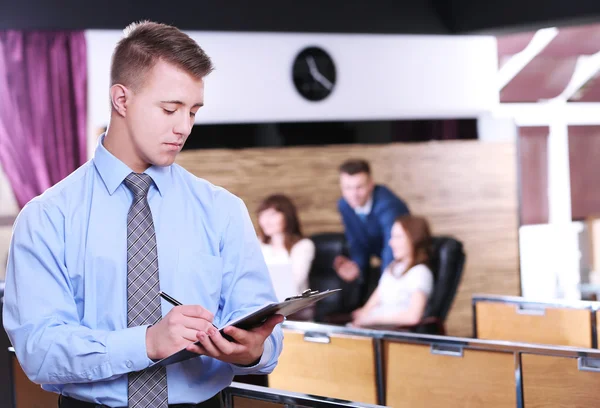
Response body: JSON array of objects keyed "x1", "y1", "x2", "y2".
[{"x1": 339, "y1": 159, "x2": 371, "y2": 176}]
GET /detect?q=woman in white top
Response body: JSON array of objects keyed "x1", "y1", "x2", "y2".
[
  {"x1": 350, "y1": 215, "x2": 434, "y2": 328},
  {"x1": 257, "y1": 194, "x2": 316, "y2": 303}
]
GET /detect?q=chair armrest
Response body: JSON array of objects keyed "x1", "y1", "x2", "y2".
[
  {"x1": 320, "y1": 314, "x2": 446, "y2": 335},
  {"x1": 360, "y1": 316, "x2": 446, "y2": 335},
  {"x1": 321, "y1": 313, "x2": 353, "y2": 325}
]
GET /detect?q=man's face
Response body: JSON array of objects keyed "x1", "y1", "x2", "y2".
[
  {"x1": 124, "y1": 60, "x2": 204, "y2": 170},
  {"x1": 339, "y1": 172, "x2": 374, "y2": 209}
]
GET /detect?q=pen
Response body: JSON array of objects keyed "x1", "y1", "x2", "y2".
[
  {"x1": 159, "y1": 291, "x2": 182, "y2": 306},
  {"x1": 159, "y1": 291, "x2": 220, "y2": 331}
]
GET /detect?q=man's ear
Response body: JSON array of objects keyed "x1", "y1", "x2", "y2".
[
  {"x1": 367, "y1": 175, "x2": 375, "y2": 189},
  {"x1": 110, "y1": 84, "x2": 129, "y2": 117}
]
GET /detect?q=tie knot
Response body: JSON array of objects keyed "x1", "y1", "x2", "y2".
[{"x1": 124, "y1": 173, "x2": 153, "y2": 198}]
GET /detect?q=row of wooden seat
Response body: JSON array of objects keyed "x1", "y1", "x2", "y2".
[
  {"x1": 268, "y1": 321, "x2": 600, "y2": 407},
  {"x1": 473, "y1": 294, "x2": 599, "y2": 348},
  {"x1": 7, "y1": 347, "x2": 385, "y2": 408},
  {"x1": 12, "y1": 303, "x2": 600, "y2": 408}
]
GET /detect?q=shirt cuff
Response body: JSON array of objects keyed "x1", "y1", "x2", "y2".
[
  {"x1": 107, "y1": 325, "x2": 153, "y2": 374},
  {"x1": 229, "y1": 336, "x2": 274, "y2": 375}
]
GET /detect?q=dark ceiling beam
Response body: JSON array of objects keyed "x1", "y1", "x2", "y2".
[
  {"x1": 0, "y1": 0, "x2": 449, "y2": 34},
  {"x1": 4, "y1": 0, "x2": 600, "y2": 38},
  {"x1": 434, "y1": 0, "x2": 600, "y2": 34}
]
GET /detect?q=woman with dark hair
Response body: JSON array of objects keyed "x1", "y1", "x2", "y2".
[
  {"x1": 257, "y1": 194, "x2": 315, "y2": 302},
  {"x1": 350, "y1": 215, "x2": 434, "y2": 328}
]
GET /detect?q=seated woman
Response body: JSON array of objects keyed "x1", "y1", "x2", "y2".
[
  {"x1": 257, "y1": 194, "x2": 316, "y2": 303},
  {"x1": 350, "y1": 215, "x2": 434, "y2": 328}
]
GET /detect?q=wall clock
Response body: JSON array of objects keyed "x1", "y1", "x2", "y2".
[{"x1": 292, "y1": 46, "x2": 336, "y2": 101}]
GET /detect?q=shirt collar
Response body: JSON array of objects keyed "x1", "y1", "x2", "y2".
[
  {"x1": 354, "y1": 194, "x2": 373, "y2": 216},
  {"x1": 93, "y1": 133, "x2": 171, "y2": 196}
]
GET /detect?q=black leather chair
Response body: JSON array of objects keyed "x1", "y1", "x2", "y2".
[
  {"x1": 307, "y1": 233, "x2": 379, "y2": 323},
  {"x1": 419, "y1": 236, "x2": 466, "y2": 333},
  {"x1": 307, "y1": 233, "x2": 368, "y2": 322},
  {"x1": 308, "y1": 233, "x2": 465, "y2": 334},
  {"x1": 368, "y1": 236, "x2": 465, "y2": 335},
  {"x1": 365, "y1": 236, "x2": 465, "y2": 335}
]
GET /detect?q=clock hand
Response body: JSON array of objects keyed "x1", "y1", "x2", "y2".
[
  {"x1": 305, "y1": 56, "x2": 319, "y2": 75},
  {"x1": 313, "y1": 70, "x2": 333, "y2": 91},
  {"x1": 305, "y1": 55, "x2": 333, "y2": 91}
]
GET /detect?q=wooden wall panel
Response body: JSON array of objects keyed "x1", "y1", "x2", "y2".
[
  {"x1": 12, "y1": 355, "x2": 57, "y2": 408},
  {"x1": 268, "y1": 330, "x2": 377, "y2": 404},
  {"x1": 518, "y1": 127, "x2": 549, "y2": 225},
  {"x1": 569, "y1": 126, "x2": 600, "y2": 220},
  {"x1": 475, "y1": 301, "x2": 593, "y2": 347},
  {"x1": 176, "y1": 140, "x2": 519, "y2": 336},
  {"x1": 384, "y1": 342, "x2": 515, "y2": 408},
  {"x1": 232, "y1": 397, "x2": 284, "y2": 408},
  {"x1": 522, "y1": 354, "x2": 600, "y2": 408}
]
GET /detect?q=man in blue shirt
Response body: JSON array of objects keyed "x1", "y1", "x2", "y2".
[
  {"x1": 334, "y1": 159, "x2": 410, "y2": 283},
  {"x1": 3, "y1": 21, "x2": 283, "y2": 408}
]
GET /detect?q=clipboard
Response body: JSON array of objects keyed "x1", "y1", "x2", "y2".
[{"x1": 153, "y1": 288, "x2": 341, "y2": 367}]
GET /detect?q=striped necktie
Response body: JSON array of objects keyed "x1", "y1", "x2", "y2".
[{"x1": 124, "y1": 173, "x2": 168, "y2": 408}]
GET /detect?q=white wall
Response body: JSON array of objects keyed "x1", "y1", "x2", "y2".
[
  {"x1": 0, "y1": 162, "x2": 18, "y2": 218},
  {"x1": 86, "y1": 29, "x2": 499, "y2": 152},
  {"x1": 519, "y1": 222, "x2": 585, "y2": 300},
  {"x1": 477, "y1": 113, "x2": 518, "y2": 142}
]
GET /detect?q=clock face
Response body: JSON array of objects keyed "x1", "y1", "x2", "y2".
[{"x1": 292, "y1": 46, "x2": 336, "y2": 101}]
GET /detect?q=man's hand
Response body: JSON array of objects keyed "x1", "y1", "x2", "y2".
[
  {"x1": 351, "y1": 307, "x2": 364, "y2": 320},
  {"x1": 146, "y1": 305, "x2": 215, "y2": 360},
  {"x1": 333, "y1": 255, "x2": 360, "y2": 282},
  {"x1": 187, "y1": 314, "x2": 284, "y2": 366},
  {"x1": 350, "y1": 313, "x2": 374, "y2": 328}
]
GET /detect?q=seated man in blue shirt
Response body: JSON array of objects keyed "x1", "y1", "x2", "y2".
[
  {"x1": 334, "y1": 159, "x2": 410, "y2": 283},
  {"x1": 3, "y1": 21, "x2": 283, "y2": 408}
]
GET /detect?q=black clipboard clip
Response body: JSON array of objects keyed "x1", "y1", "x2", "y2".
[{"x1": 285, "y1": 288, "x2": 320, "y2": 302}]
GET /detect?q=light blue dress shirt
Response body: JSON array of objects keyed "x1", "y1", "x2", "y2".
[{"x1": 3, "y1": 135, "x2": 283, "y2": 406}]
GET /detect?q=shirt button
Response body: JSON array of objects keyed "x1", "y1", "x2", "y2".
[{"x1": 126, "y1": 360, "x2": 133, "y2": 368}]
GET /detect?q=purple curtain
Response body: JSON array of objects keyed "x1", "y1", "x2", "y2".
[{"x1": 0, "y1": 31, "x2": 87, "y2": 208}]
